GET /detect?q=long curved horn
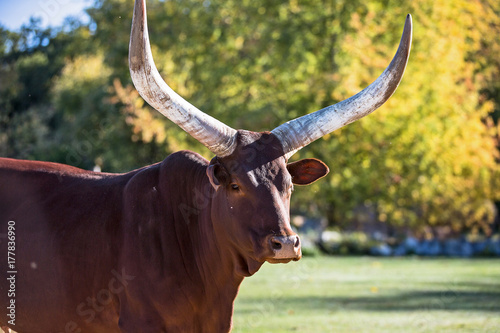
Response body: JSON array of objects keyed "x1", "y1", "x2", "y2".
[
  {"x1": 272, "y1": 14, "x2": 413, "y2": 159},
  {"x1": 129, "y1": 0, "x2": 237, "y2": 157}
]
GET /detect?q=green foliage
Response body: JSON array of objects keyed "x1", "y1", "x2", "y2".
[
  {"x1": 1, "y1": 0, "x2": 499, "y2": 233},
  {"x1": 290, "y1": 0, "x2": 500, "y2": 233}
]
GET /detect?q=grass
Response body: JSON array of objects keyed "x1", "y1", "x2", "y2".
[{"x1": 232, "y1": 256, "x2": 500, "y2": 333}]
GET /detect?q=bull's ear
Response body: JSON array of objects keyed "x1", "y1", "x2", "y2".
[
  {"x1": 287, "y1": 158, "x2": 329, "y2": 185},
  {"x1": 206, "y1": 162, "x2": 230, "y2": 190}
]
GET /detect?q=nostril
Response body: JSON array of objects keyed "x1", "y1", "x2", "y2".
[
  {"x1": 271, "y1": 239, "x2": 282, "y2": 250},
  {"x1": 294, "y1": 236, "x2": 300, "y2": 248}
]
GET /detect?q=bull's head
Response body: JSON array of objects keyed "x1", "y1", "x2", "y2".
[{"x1": 129, "y1": 0, "x2": 412, "y2": 274}]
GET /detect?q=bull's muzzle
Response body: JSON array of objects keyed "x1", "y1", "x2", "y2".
[{"x1": 268, "y1": 235, "x2": 302, "y2": 262}]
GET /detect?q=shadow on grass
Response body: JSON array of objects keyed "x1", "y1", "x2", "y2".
[{"x1": 238, "y1": 288, "x2": 500, "y2": 314}]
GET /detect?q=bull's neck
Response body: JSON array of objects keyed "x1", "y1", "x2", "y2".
[
  {"x1": 186, "y1": 163, "x2": 246, "y2": 289},
  {"x1": 158, "y1": 152, "x2": 245, "y2": 300}
]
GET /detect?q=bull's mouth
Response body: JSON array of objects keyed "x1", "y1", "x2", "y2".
[
  {"x1": 266, "y1": 256, "x2": 301, "y2": 264},
  {"x1": 235, "y1": 251, "x2": 301, "y2": 276}
]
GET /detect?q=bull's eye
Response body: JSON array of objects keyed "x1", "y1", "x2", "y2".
[{"x1": 230, "y1": 183, "x2": 240, "y2": 191}]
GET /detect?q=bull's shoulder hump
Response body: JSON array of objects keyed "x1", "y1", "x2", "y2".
[{"x1": 163, "y1": 150, "x2": 210, "y2": 168}]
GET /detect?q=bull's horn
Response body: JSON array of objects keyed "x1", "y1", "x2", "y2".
[
  {"x1": 129, "y1": 0, "x2": 237, "y2": 157},
  {"x1": 272, "y1": 14, "x2": 413, "y2": 159}
]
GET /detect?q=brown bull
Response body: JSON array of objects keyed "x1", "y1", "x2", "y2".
[{"x1": 0, "y1": 0, "x2": 412, "y2": 332}]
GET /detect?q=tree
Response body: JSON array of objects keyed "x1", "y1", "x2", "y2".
[
  {"x1": 290, "y1": 0, "x2": 500, "y2": 234},
  {"x1": 1, "y1": 0, "x2": 499, "y2": 233}
]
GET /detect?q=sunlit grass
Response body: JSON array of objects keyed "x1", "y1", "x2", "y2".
[{"x1": 233, "y1": 257, "x2": 500, "y2": 333}]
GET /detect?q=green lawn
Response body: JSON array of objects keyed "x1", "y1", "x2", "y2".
[{"x1": 233, "y1": 257, "x2": 500, "y2": 333}]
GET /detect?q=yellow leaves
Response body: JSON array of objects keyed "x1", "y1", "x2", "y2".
[
  {"x1": 110, "y1": 79, "x2": 167, "y2": 144},
  {"x1": 361, "y1": 159, "x2": 371, "y2": 169},
  {"x1": 210, "y1": 28, "x2": 222, "y2": 42},
  {"x1": 154, "y1": 49, "x2": 193, "y2": 99},
  {"x1": 53, "y1": 54, "x2": 111, "y2": 94},
  {"x1": 288, "y1": 0, "x2": 301, "y2": 14},
  {"x1": 343, "y1": 168, "x2": 353, "y2": 178},
  {"x1": 300, "y1": 52, "x2": 318, "y2": 75},
  {"x1": 234, "y1": 36, "x2": 245, "y2": 50}
]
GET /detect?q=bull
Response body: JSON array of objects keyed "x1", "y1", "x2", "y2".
[{"x1": 0, "y1": 0, "x2": 412, "y2": 332}]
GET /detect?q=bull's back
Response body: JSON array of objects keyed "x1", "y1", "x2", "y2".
[
  {"x1": 0, "y1": 158, "x2": 103, "y2": 216},
  {"x1": 0, "y1": 158, "x2": 130, "y2": 332}
]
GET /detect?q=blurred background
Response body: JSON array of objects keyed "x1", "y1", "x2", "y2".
[{"x1": 1, "y1": 0, "x2": 499, "y2": 257}]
